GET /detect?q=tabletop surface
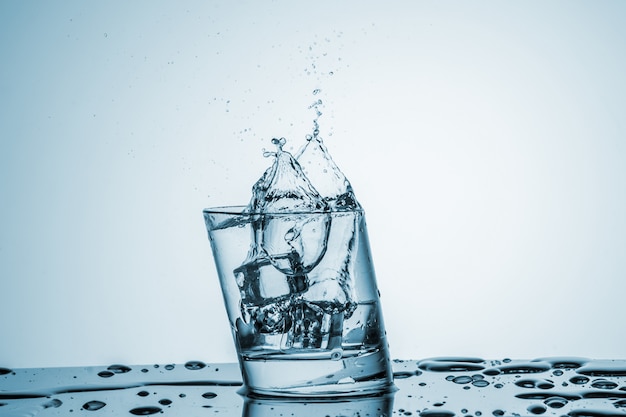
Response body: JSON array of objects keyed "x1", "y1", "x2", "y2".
[{"x1": 1, "y1": 357, "x2": 625, "y2": 417}]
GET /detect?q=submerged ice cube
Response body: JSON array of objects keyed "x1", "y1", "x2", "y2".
[{"x1": 234, "y1": 252, "x2": 307, "y2": 307}]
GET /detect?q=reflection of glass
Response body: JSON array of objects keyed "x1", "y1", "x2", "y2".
[
  {"x1": 204, "y1": 206, "x2": 393, "y2": 396},
  {"x1": 241, "y1": 392, "x2": 395, "y2": 417}
]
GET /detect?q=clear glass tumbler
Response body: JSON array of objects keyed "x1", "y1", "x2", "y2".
[{"x1": 203, "y1": 206, "x2": 393, "y2": 396}]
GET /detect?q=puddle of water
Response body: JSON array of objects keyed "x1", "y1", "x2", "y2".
[{"x1": 1, "y1": 358, "x2": 626, "y2": 416}]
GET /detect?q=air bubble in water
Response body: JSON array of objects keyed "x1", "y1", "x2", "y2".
[
  {"x1": 83, "y1": 400, "x2": 106, "y2": 411},
  {"x1": 129, "y1": 406, "x2": 162, "y2": 415}
]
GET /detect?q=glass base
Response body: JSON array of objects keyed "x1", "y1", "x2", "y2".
[{"x1": 239, "y1": 347, "x2": 394, "y2": 397}]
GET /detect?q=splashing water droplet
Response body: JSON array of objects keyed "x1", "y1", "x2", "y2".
[{"x1": 83, "y1": 400, "x2": 106, "y2": 411}]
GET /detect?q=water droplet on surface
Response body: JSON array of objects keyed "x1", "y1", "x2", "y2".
[
  {"x1": 472, "y1": 380, "x2": 490, "y2": 387},
  {"x1": 591, "y1": 379, "x2": 618, "y2": 389},
  {"x1": 0, "y1": 368, "x2": 12, "y2": 376},
  {"x1": 202, "y1": 392, "x2": 217, "y2": 399},
  {"x1": 137, "y1": 391, "x2": 149, "y2": 397},
  {"x1": 107, "y1": 364, "x2": 131, "y2": 374},
  {"x1": 184, "y1": 360, "x2": 206, "y2": 370},
  {"x1": 97, "y1": 371, "x2": 114, "y2": 378},
  {"x1": 129, "y1": 406, "x2": 162, "y2": 415},
  {"x1": 164, "y1": 364, "x2": 175, "y2": 370},
  {"x1": 452, "y1": 376, "x2": 473, "y2": 384},
  {"x1": 43, "y1": 398, "x2": 63, "y2": 409},
  {"x1": 543, "y1": 396, "x2": 568, "y2": 409},
  {"x1": 158, "y1": 399, "x2": 172, "y2": 405},
  {"x1": 527, "y1": 404, "x2": 546, "y2": 414},
  {"x1": 570, "y1": 376, "x2": 589, "y2": 385},
  {"x1": 419, "y1": 410, "x2": 455, "y2": 417},
  {"x1": 83, "y1": 400, "x2": 106, "y2": 411},
  {"x1": 492, "y1": 410, "x2": 504, "y2": 416}
]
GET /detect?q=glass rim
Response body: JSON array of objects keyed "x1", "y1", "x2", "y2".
[{"x1": 203, "y1": 205, "x2": 364, "y2": 215}]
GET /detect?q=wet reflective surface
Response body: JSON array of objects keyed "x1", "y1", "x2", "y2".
[{"x1": 1, "y1": 358, "x2": 626, "y2": 416}]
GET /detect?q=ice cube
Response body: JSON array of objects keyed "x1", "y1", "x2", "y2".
[
  {"x1": 241, "y1": 298, "x2": 293, "y2": 335},
  {"x1": 235, "y1": 251, "x2": 310, "y2": 306},
  {"x1": 287, "y1": 301, "x2": 329, "y2": 349},
  {"x1": 261, "y1": 213, "x2": 331, "y2": 276}
]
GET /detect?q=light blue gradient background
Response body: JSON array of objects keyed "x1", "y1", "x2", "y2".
[{"x1": 1, "y1": 1, "x2": 625, "y2": 368}]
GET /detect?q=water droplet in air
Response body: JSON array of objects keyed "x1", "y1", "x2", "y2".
[
  {"x1": 130, "y1": 406, "x2": 162, "y2": 415},
  {"x1": 185, "y1": 360, "x2": 206, "y2": 370},
  {"x1": 83, "y1": 400, "x2": 106, "y2": 411}
]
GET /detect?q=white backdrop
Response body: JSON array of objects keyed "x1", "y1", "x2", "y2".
[{"x1": 1, "y1": 1, "x2": 625, "y2": 368}]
